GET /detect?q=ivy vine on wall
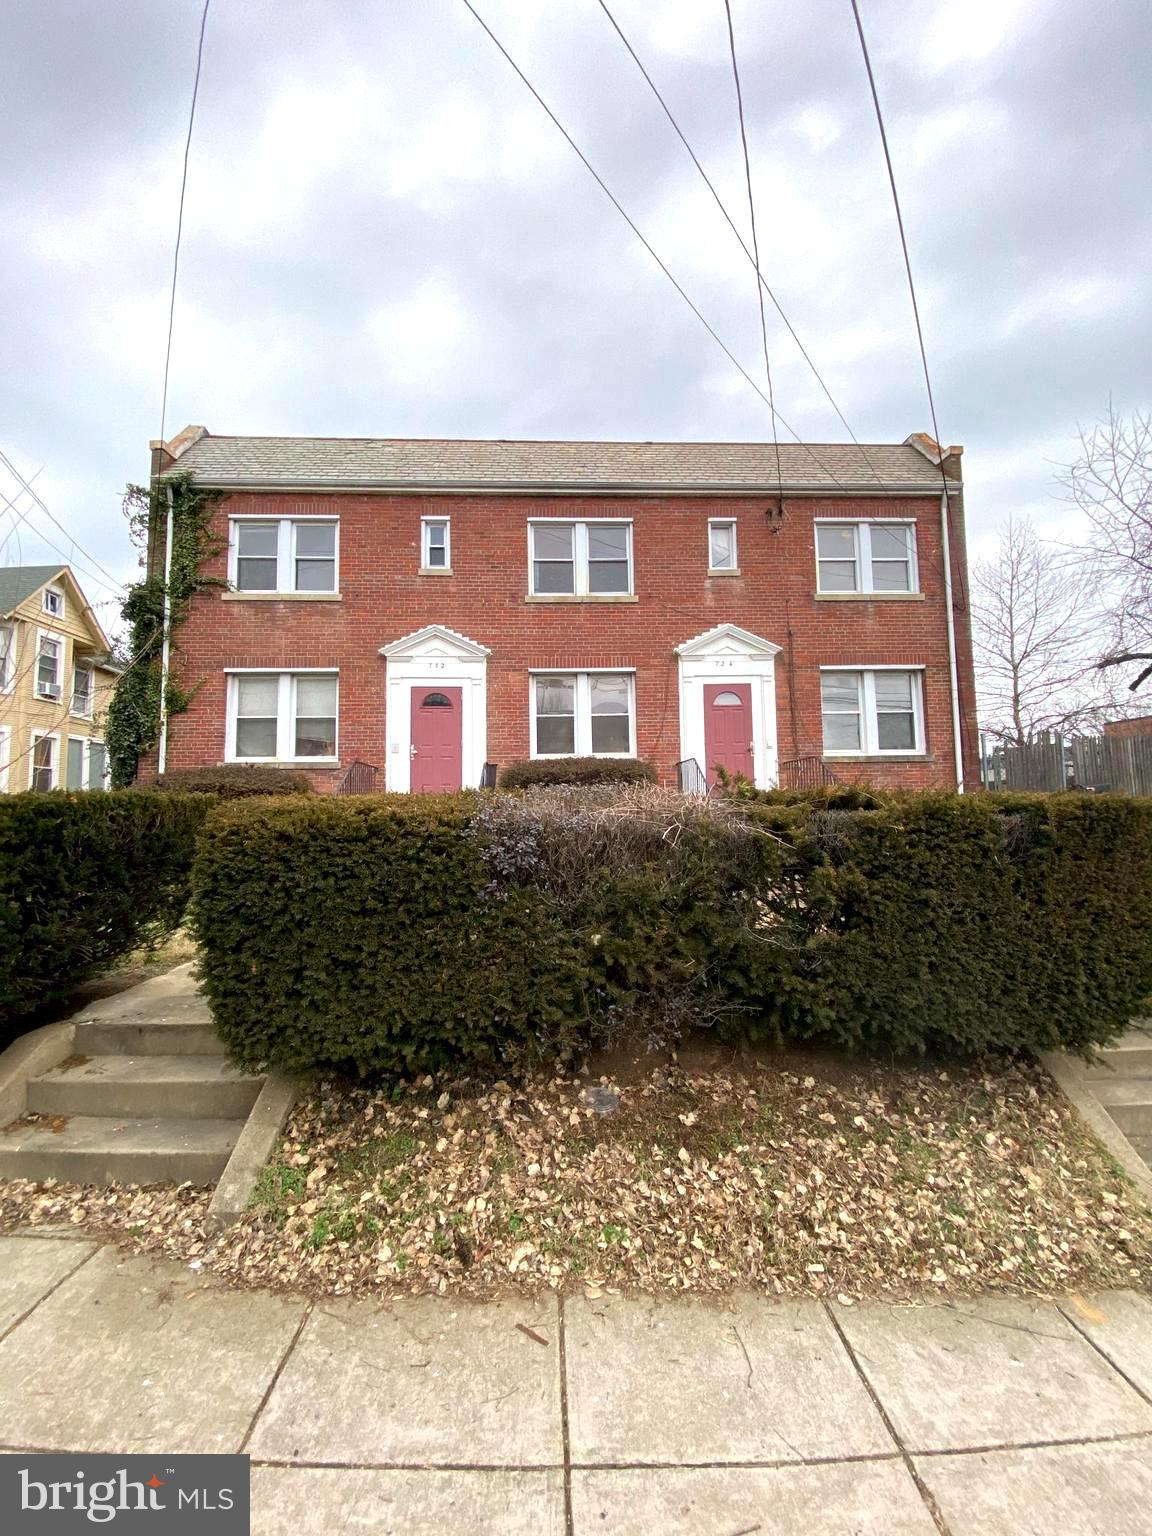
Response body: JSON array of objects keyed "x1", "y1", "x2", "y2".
[{"x1": 105, "y1": 473, "x2": 225, "y2": 787}]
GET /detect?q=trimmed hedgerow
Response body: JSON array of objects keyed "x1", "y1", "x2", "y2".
[
  {"x1": 190, "y1": 788, "x2": 1152, "y2": 1075},
  {"x1": 0, "y1": 791, "x2": 208, "y2": 1034},
  {"x1": 147, "y1": 765, "x2": 314, "y2": 798},
  {"x1": 499, "y1": 757, "x2": 657, "y2": 790}
]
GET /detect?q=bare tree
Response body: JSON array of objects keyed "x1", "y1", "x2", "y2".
[
  {"x1": 1062, "y1": 403, "x2": 1152, "y2": 692},
  {"x1": 972, "y1": 515, "x2": 1111, "y2": 744}
]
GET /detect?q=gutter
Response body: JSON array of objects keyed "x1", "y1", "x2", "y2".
[
  {"x1": 155, "y1": 476, "x2": 961, "y2": 498},
  {"x1": 939, "y1": 488, "x2": 965, "y2": 793}
]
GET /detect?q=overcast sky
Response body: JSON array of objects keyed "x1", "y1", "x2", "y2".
[{"x1": 2, "y1": 0, "x2": 1150, "y2": 628}]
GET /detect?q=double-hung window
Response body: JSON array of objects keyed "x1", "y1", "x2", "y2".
[
  {"x1": 36, "y1": 634, "x2": 63, "y2": 700},
  {"x1": 30, "y1": 734, "x2": 56, "y2": 791},
  {"x1": 0, "y1": 624, "x2": 13, "y2": 690},
  {"x1": 820, "y1": 669, "x2": 924, "y2": 755},
  {"x1": 531, "y1": 672, "x2": 634, "y2": 757},
  {"x1": 71, "y1": 663, "x2": 93, "y2": 717},
  {"x1": 708, "y1": 519, "x2": 738, "y2": 572},
  {"x1": 230, "y1": 518, "x2": 338, "y2": 593},
  {"x1": 529, "y1": 521, "x2": 632, "y2": 596},
  {"x1": 815, "y1": 521, "x2": 917, "y2": 593},
  {"x1": 227, "y1": 671, "x2": 339, "y2": 761},
  {"x1": 421, "y1": 518, "x2": 450, "y2": 570}
]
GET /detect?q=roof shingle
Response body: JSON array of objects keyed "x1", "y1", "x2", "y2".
[{"x1": 163, "y1": 434, "x2": 958, "y2": 493}]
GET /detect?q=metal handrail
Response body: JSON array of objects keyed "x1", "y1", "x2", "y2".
[{"x1": 335, "y1": 760, "x2": 379, "y2": 795}]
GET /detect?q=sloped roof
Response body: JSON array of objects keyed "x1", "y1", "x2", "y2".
[
  {"x1": 0, "y1": 564, "x2": 65, "y2": 616},
  {"x1": 162, "y1": 433, "x2": 958, "y2": 493}
]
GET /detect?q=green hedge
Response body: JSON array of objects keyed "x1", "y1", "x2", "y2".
[
  {"x1": 190, "y1": 789, "x2": 1152, "y2": 1075},
  {"x1": 0, "y1": 792, "x2": 209, "y2": 1032},
  {"x1": 499, "y1": 757, "x2": 657, "y2": 789},
  {"x1": 148, "y1": 765, "x2": 313, "y2": 797}
]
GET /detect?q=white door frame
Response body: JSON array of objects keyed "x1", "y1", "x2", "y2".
[
  {"x1": 675, "y1": 623, "x2": 782, "y2": 789},
  {"x1": 379, "y1": 625, "x2": 490, "y2": 792}
]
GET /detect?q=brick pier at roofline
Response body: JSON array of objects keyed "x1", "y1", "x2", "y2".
[{"x1": 142, "y1": 429, "x2": 979, "y2": 793}]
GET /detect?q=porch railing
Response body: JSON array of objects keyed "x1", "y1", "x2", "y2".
[
  {"x1": 676, "y1": 757, "x2": 708, "y2": 795},
  {"x1": 778, "y1": 756, "x2": 839, "y2": 790},
  {"x1": 334, "y1": 760, "x2": 379, "y2": 795}
]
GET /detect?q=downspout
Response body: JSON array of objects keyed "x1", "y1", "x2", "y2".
[
  {"x1": 939, "y1": 488, "x2": 965, "y2": 793},
  {"x1": 157, "y1": 483, "x2": 176, "y2": 775}
]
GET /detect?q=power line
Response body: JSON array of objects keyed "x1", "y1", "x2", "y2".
[
  {"x1": 721, "y1": 0, "x2": 781, "y2": 497},
  {"x1": 593, "y1": 0, "x2": 886, "y2": 491},
  {"x1": 159, "y1": 0, "x2": 211, "y2": 446},
  {"x1": 0, "y1": 451, "x2": 127, "y2": 595},
  {"x1": 459, "y1": 0, "x2": 853, "y2": 493}
]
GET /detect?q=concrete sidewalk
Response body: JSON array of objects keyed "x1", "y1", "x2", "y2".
[{"x1": 1, "y1": 1235, "x2": 1151, "y2": 1533}]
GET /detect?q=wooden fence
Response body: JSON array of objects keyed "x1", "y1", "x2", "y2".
[{"x1": 981, "y1": 732, "x2": 1152, "y2": 795}]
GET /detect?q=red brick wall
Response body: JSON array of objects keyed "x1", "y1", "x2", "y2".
[
  {"x1": 153, "y1": 489, "x2": 979, "y2": 791},
  {"x1": 1103, "y1": 716, "x2": 1152, "y2": 738}
]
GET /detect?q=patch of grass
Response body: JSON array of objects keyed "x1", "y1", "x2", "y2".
[{"x1": 253, "y1": 1163, "x2": 307, "y2": 1213}]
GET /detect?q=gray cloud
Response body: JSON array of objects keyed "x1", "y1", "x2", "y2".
[{"x1": 1, "y1": 0, "x2": 1150, "y2": 614}]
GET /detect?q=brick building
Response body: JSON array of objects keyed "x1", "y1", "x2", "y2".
[{"x1": 146, "y1": 428, "x2": 978, "y2": 792}]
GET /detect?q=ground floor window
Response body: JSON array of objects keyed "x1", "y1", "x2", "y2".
[
  {"x1": 30, "y1": 733, "x2": 57, "y2": 790},
  {"x1": 226, "y1": 671, "x2": 339, "y2": 761},
  {"x1": 64, "y1": 736, "x2": 108, "y2": 790},
  {"x1": 820, "y1": 668, "x2": 924, "y2": 755},
  {"x1": 530, "y1": 671, "x2": 634, "y2": 757}
]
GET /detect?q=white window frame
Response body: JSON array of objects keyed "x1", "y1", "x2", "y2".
[
  {"x1": 34, "y1": 629, "x2": 64, "y2": 702},
  {"x1": 42, "y1": 584, "x2": 64, "y2": 619},
  {"x1": 71, "y1": 661, "x2": 94, "y2": 718},
  {"x1": 527, "y1": 519, "x2": 633, "y2": 597},
  {"x1": 528, "y1": 669, "x2": 636, "y2": 759},
  {"x1": 0, "y1": 623, "x2": 14, "y2": 692},
  {"x1": 814, "y1": 519, "x2": 919, "y2": 594},
  {"x1": 87, "y1": 738, "x2": 110, "y2": 790},
  {"x1": 29, "y1": 731, "x2": 59, "y2": 790},
  {"x1": 224, "y1": 669, "x2": 339, "y2": 763},
  {"x1": 228, "y1": 516, "x2": 340, "y2": 594},
  {"x1": 708, "y1": 519, "x2": 738, "y2": 573},
  {"x1": 819, "y1": 666, "x2": 926, "y2": 756},
  {"x1": 0, "y1": 724, "x2": 9, "y2": 793},
  {"x1": 420, "y1": 516, "x2": 451, "y2": 571}
]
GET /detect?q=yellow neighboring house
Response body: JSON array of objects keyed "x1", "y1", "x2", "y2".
[{"x1": 0, "y1": 565, "x2": 122, "y2": 793}]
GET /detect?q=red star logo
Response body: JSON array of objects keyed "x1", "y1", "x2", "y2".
[{"x1": 146, "y1": 1476, "x2": 164, "y2": 1489}]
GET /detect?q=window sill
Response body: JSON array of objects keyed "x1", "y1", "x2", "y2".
[
  {"x1": 222, "y1": 592, "x2": 342, "y2": 602},
  {"x1": 813, "y1": 592, "x2": 924, "y2": 602},
  {"x1": 530, "y1": 754, "x2": 637, "y2": 762},
  {"x1": 225, "y1": 757, "x2": 339, "y2": 767},
  {"x1": 524, "y1": 594, "x2": 638, "y2": 604},
  {"x1": 823, "y1": 753, "x2": 934, "y2": 763},
  {"x1": 707, "y1": 568, "x2": 741, "y2": 577},
  {"x1": 418, "y1": 568, "x2": 453, "y2": 576}
]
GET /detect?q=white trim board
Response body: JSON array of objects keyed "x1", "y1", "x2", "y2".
[{"x1": 380, "y1": 625, "x2": 490, "y2": 792}]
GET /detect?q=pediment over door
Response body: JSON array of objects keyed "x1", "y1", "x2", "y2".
[{"x1": 379, "y1": 624, "x2": 491, "y2": 662}]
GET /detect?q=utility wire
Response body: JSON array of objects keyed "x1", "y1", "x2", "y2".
[
  {"x1": 0, "y1": 451, "x2": 127, "y2": 595},
  {"x1": 593, "y1": 0, "x2": 886, "y2": 491},
  {"x1": 159, "y1": 0, "x2": 211, "y2": 446},
  {"x1": 847, "y1": 0, "x2": 952, "y2": 497},
  {"x1": 459, "y1": 0, "x2": 853, "y2": 493},
  {"x1": 721, "y1": 0, "x2": 781, "y2": 497}
]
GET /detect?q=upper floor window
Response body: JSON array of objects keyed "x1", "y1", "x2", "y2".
[
  {"x1": 0, "y1": 624, "x2": 13, "y2": 690},
  {"x1": 708, "y1": 519, "x2": 738, "y2": 572},
  {"x1": 226, "y1": 671, "x2": 338, "y2": 762},
  {"x1": 531, "y1": 671, "x2": 634, "y2": 757},
  {"x1": 529, "y1": 521, "x2": 632, "y2": 597},
  {"x1": 820, "y1": 668, "x2": 924, "y2": 756},
  {"x1": 815, "y1": 521, "x2": 917, "y2": 593},
  {"x1": 42, "y1": 585, "x2": 64, "y2": 618},
  {"x1": 421, "y1": 518, "x2": 450, "y2": 570},
  {"x1": 36, "y1": 634, "x2": 63, "y2": 701},
  {"x1": 230, "y1": 518, "x2": 338, "y2": 593},
  {"x1": 71, "y1": 664, "x2": 93, "y2": 718}
]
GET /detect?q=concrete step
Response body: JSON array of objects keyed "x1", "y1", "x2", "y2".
[
  {"x1": 72, "y1": 1018, "x2": 223, "y2": 1058},
  {"x1": 0, "y1": 1115, "x2": 243, "y2": 1186},
  {"x1": 1128, "y1": 1132, "x2": 1152, "y2": 1170},
  {"x1": 27, "y1": 1056, "x2": 262, "y2": 1121},
  {"x1": 1092, "y1": 1078, "x2": 1152, "y2": 1135},
  {"x1": 1085, "y1": 1032, "x2": 1152, "y2": 1078}
]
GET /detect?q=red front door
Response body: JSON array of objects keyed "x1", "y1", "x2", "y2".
[
  {"x1": 411, "y1": 686, "x2": 463, "y2": 792},
  {"x1": 703, "y1": 683, "x2": 754, "y2": 787}
]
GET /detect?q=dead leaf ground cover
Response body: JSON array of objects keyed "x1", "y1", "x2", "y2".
[{"x1": 2, "y1": 1050, "x2": 1150, "y2": 1304}]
